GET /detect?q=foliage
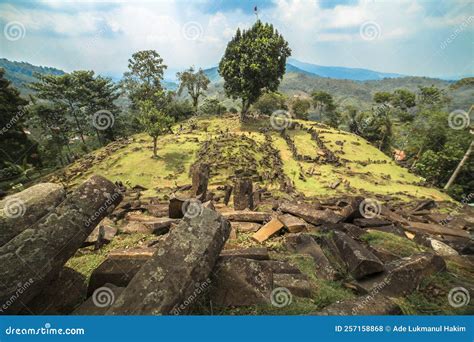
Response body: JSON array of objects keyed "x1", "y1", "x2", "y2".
[
  {"x1": 121, "y1": 50, "x2": 167, "y2": 108},
  {"x1": 357, "y1": 105, "x2": 393, "y2": 152},
  {"x1": 218, "y1": 20, "x2": 291, "y2": 120},
  {"x1": 0, "y1": 69, "x2": 39, "y2": 170},
  {"x1": 198, "y1": 98, "x2": 226, "y2": 116},
  {"x1": 177, "y1": 67, "x2": 210, "y2": 110},
  {"x1": 138, "y1": 99, "x2": 174, "y2": 158},
  {"x1": 252, "y1": 92, "x2": 287, "y2": 115},
  {"x1": 292, "y1": 98, "x2": 311, "y2": 120},
  {"x1": 311, "y1": 91, "x2": 339, "y2": 127}
]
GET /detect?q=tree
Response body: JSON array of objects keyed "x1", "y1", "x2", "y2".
[
  {"x1": 292, "y1": 98, "x2": 311, "y2": 120},
  {"x1": 0, "y1": 69, "x2": 38, "y2": 170},
  {"x1": 138, "y1": 99, "x2": 174, "y2": 158},
  {"x1": 418, "y1": 85, "x2": 449, "y2": 108},
  {"x1": 218, "y1": 21, "x2": 291, "y2": 121},
  {"x1": 312, "y1": 91, "x2": 337, "y2": 126},
  {"x1": 177, "y1": 67, "x2": 210, "y2": 110},
  {"x1": 391, "y1": 89, "x2": 416, "y2": 110},
  {"x1": 122, "y1": 50, "x2": 167, "y2": 107},
  {"x1": 253, "y1": 92, "x2": 287, "y2": 115},
  {"x1": 373, "y1": 91, "x2": 392, "y2": 104},
  {"x1": 358, "y1": 105, "x2": 393, "y2": 152},
  {"x1": 198, "y1": 98, "x2": 226, "y2": 116}
]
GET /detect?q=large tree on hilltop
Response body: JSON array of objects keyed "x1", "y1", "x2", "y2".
[
  {"x1": 177, "y1": 67, "x2": 210, "y2": 111},
  {"x1": 218, "y1": 20, "x2": 291, "y2": 121},
  {"x1": 122, "y1": 50, "x2": 167, "y2": 107}
]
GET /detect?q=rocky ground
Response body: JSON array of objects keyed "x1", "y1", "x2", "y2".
[{"x1": 0, "y1": 167, "x2": 472, "y2": 315}]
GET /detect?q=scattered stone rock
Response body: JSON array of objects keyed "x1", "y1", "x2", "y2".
[
  {"x1": 353, "y1": 218, "x2": 392, "y2": 228},
  {"x1": 427, "y1": 238, "x2": 459, "y2": 256},
  {"x1": 339, "y1": 197, "x2": 364, "y2": 222},
  {"x1": 231, "y1": 221, "x2": 261, "y2": 233},
  {"x1": 353, "y1": 253, "x2": 446, "y2": 296},
  {"x1": 210, "y1": 257, "x2": 273, "y2": 307},
  {"x1": 365, "y1": 225, "x2": 406, "y2": 238},
  {"x1": 405, "y1": 222, "x2": 469, "y2": 238},
  {"x1": 190, "y1": 163, "x2": 210, "y2": 199},
  {"x1": 222, "y1": 211, "x2": 271, "y2": 223},
  {"x1": 120, "y1": 221, "x2": 150, "y2": 234},
  {"x1": 220, "y1": 247, "x2": 269, "y2": 260},
  {"x1": 0, "y1": 183, "x2": 66, "y2": 246},
  {"x1": 278, "y1": 214, "x2": 307, "y2": 233},
  {"x1": 107, "y1": 207, "x2": 231, "y2": 315},
  {"x1": 273, "y1": 273, "x2": 313, "y2": 298},
  {"x1": 233, "y1": 178, "x2": 254, "y2": 210},
  {"x1": 261, "y1": 260, "x2": 301, "y2": 274},
  {"x1": 280, "y1": 202, "x2": 342, "y2": 225},
  {"x1": 169, "y1": 197, "x2": 186, "y2": 219},
  {"x1": 252, "y1": 218, "x2": 285, "y2": 243},
  {"x1": 286, "y1": 233, "x2": 337, "y2": 280},
  {"x1": 331, "y1": 231, "x2": 384, "y2": 280},
  {"x1": 84, "y1": 218, "x2": 117, "y2": 248},
  {"x1": 108, "y1": 247, "x2": 156, "y2": 258},
  {"x1": 0, "y1": 175, "x2": 122, "y2": 314}
]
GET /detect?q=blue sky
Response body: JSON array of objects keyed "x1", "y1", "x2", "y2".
[{"x1": 0, "y1": 0, "x2": 472, "y2": 80}]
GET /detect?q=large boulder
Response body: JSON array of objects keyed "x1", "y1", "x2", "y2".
[
  {"x1": 210, "y1": 257, "x2": 273, "y2": 307},
  {"x1": 286, "y1": 233, "x2": 337, "y2": 280},
  {"x1": 73, "y1": 283, "x2": 125, "y2": 315},
  {"x1": 0, "y1": 183, "x2": 66, "y2": 246},
  {"x1": 107, "y1": 207, "x2": 231, "y2": 315},
  {"x1": 331, "y1": 231, "x2": 384, "y2": 280},
  {"x1": 353, "y1": 253, "x2": 446, "y2": 296},
  {"x1": 0, "y1": 175, "x2": 122, "y2": 314},
  {"x1": 21, "y1": 267, "x2": 87, "y2": 315},
  {"x1": 190, "y1": 163, "x2": 210, "y2": 199}
]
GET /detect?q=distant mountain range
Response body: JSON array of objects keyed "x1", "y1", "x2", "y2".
[{"x1": 1, "y1": 57, "x2": 472, "y2": 113}]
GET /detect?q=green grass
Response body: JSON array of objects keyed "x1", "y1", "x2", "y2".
[
  {"x1": 52, "y1": 115, "x2": 450, "y2": 201},
  {"x1": 65, "y1": 233, "x2": 157, "y2": 281},
  {"x1": 360, "y1": 230, "x2": 426, "y2": 258}
]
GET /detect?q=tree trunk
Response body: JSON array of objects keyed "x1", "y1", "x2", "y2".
[
  {"x1": 95, "y1": 128, "x2": 104, "y2": 146},
  {"x1": 153, "y1": 137, "x2": 158, "y2": 158},
  {"x1": 192, "y1": 96, "x2": 199, "y2": 111},
  {"x1": 444, "y1": 140, "x2": 473, "y2": 190},
  {"x1": 411, "y1": 143, "x2": 424, "y2": 169},
  {"x1": 240, "y1": 99, "x2": 250, "y2": 122}
]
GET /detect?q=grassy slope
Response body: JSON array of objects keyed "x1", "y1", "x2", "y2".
[{"x1": 58, "y1": 114, "x2": 450, "y2": 202}]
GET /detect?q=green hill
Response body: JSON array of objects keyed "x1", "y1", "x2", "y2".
[{"x1": 47, "y1": 114, "x2": 451, "y2": 203}]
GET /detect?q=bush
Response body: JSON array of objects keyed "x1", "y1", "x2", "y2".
[
  {"x1": 292, "y1": 98, "x2": 311, "y2": 120},
  {"x1": 198, "y1": 98, "x2": 226, "y2": 116},
  {"x1": 252, "y1": 92, "x2": 287, "y2": 115}
]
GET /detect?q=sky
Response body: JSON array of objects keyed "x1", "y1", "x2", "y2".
[{"x1": 0, "y1": 0, "x2": 472, "y2": 80}]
